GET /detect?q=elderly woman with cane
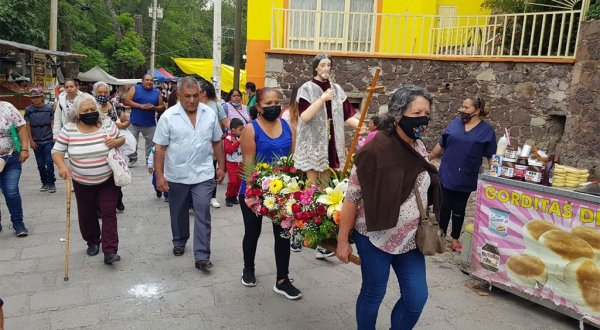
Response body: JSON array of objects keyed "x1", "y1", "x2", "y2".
[
  {"x1": 337, "y1": 85, "x2": 441, "y2": 330},
  {"x1": 52, "y1": 93, "x2": 125, "y2": 265}
]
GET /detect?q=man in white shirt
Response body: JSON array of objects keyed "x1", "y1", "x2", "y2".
[{"x1": 153, "y1": 76, "x2": 225, "y2": 270}]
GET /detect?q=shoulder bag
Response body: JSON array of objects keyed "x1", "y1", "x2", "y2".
[
  {"x1": 103, "y1": 126, "x2": 131, "y2": 187},
  {"x1": 414, "y1": 182, "x2": 445, "y2": 256}
]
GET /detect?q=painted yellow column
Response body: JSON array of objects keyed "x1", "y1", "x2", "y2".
[{"x1": 246, "y1": 0, "x2": 284, "y2": 88}]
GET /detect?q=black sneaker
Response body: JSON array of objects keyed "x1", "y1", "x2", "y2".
[
  {"x1": 232, "y1": 198, "x2": 239, "y2": 205},
  {"x1": 48, "y1": 183, "x2": 56, "y2": 193},
  {"x1": 11, "y1": 222, "x2": 28, "y2": 237},
  {"x1": 273, "y1": 278, "x2": 302, "y2": 300},
  {"x1": 290, "y1": 240, "x2": 302, "y2": 252},
  {"x1": 226, "y1": 198, "x2": 234, "y2": 207},
  {"x1": 86, "y1": 244, "x2": 100, "y2": 256},
  {"x1": 315, "y1": 246, "x2": 335, "y2": 259},
  {"x1": 241, "y1": 268, "x2": 256, "y2": 287},
  {"x1": 156, "y1": 191, "x2": 162, "y2": 198},
  {"x1": 116, "y1": 201, "x2": 125, "y2": 212},
  {"x1": 40, "y1": 184, "x2": 48, "y2": 192}
]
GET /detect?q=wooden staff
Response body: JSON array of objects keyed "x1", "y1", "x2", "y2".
[
  {"x1": 341, "y1": 68, "x2": 385, "y2": 179},
  {"x1": 320, "y1": 238, "x2": 361, "y2": 265},
  {"x1": 64, "y1": 180, "x2": 72, "y2": 281}
]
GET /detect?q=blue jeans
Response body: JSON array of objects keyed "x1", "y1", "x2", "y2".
[
  {"x1": 33, "y1": 142, "x2": 55, "y2": 185},
  {"x1": 0, "y1": 152, "x2": 24, "y2": 226},
  {"x1": 354, "y1": 232, "x2": 428, "y2": 330}
]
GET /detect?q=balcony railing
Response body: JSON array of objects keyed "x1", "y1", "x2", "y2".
[{"x1": 271, "y1": 7, "x2": 586, "y2": 60}]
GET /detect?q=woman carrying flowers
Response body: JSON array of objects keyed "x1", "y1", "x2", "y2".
[
  {"x1": 336, "y1": 86, "x2": 441, "y2": 330},
  {"x1": 238, "y1": 87, "x2": 301, "y2": 299}
]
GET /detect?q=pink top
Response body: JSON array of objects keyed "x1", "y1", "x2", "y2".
[{"x1": 346, "y1": 138, "x2": 430, "y2": 254}]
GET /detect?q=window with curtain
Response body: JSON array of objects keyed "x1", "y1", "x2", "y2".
[{"x1": 289, "y1": 0, "x2": 375, "y2": 52}]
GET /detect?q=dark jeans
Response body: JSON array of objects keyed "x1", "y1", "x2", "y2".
[
  {"x1": 439, "y1": 187, "x2": 472, "y2": 240},
  {"x1": 73, "y1": 177, "x2": 120, "y2": 254},
  {"x1": 212, "y1": 159, "x2": 217, "y2": 199},
  {"x1": 33, "y1": 142, "x2": 55, "y2": 185},
  {"x1": 0, "y1": 152, "x2": 24, "y2": 226},
  {"x1": 354, "y1": 232, "x2": 428, "y2": 330},
  {"x1": 239, "y1": 194, "x2": 290, "y2": 280}
]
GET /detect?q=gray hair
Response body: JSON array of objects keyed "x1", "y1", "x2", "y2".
[
  {"x1": 311, "y1": 53, "x2": 333, "y2": 77},
  {"x1": 69, "y1": 93, "x2": 101, "y2": 123},
  {"x1": 177, "y1": 76, "x2": 200, "y2": 92},
  {"x1": 92, "y1": 81, "x2": 110, "y2": 96},
  {"x1": 379, "y1": 85, "x2": 433, "y2": 135}
]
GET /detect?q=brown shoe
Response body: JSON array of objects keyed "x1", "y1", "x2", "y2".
[
  {"x1": 195, "y1": 260, "x2": 213, "y2": 270},
  {"x1": 173, "y1": 246, "x2": 185, "y2": 256}
]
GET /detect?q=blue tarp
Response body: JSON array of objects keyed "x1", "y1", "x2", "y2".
[{"x1": 146, "y1": 68, "x2": 170, "y2": 82}]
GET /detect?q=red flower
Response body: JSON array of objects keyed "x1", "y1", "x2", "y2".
[
  {"x1": 260, "y1": 207, "x2": 268, "y2": 215},
  {"x1": 293, "y1": 191, "x2": 303, "y2": 200},
  {"x1": 283, "y1": 166, "x2": 290, "y2": 172},
  {"x1": 292, "y1": 203, "x2": 301, "y2": 214},
  {"x1": 314, "y1": 217, "x2": 322, "y2": 224},
  {"x1": 294, "y1": 212, "x2": 303, "y2": 220},
  {"x1": 317, "y1": 204, "x2": 327, "y2": 216},
  {"x1": 273, "y1": 168, "x2": 280, "y2": 173},
  {"x1": 289, "y1": 166, "x2": 297, "y2": 174}
]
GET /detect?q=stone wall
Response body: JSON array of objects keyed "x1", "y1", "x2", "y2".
[{"x1": 264, "y1": 21, "x2": 600, "y2": 177}]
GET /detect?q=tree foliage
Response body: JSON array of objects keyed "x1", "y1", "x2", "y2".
[{"x1": 0, "y1": 0, "x2": 248, "y2": 78}]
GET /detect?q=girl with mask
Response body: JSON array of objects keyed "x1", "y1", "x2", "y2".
[
  {"x1": 225, "y1": 88, "x2": 250, "y2": 126},
  {"x1": 429, "y1": 96, "x2": 496, "y2": 252},
  {"x1": 53, "y1": 78, "x2": 83, "y2": 140},
  {"x1": 337, "y1": 85, "x2": 441, "y2": 330},
  {"x1": 52, "y1": 93, "x2": 126, "y2": 265},
  {"x1": 93, "y1": 81, "x2": 130, "y2": 212},
  {"x1": 238, "y1": 87, "x2": 302, "y2": 300}
]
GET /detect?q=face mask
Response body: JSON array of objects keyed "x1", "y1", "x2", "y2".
[
  {"x1": 459, "y1": 111, "x2": 474, "y2": 123},
  {"x1": 95, "y1": 95, "x2": 109, "y2": 105},
  {"x1": 398, "y1": 116, "x2": 429, "y2": 140},
  {"x1": 261, "y1": 105, "x2": 281, "y2": 121},
  {"x1": 79, "y1": 111, "x2": 99, "y2": 125},
  {"x1": 231, "y1": 102, "x2": 241, "y2": 107}
]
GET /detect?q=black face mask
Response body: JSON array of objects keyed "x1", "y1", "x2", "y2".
[
  {"x1": 398, "y1": 116, "x2": 429, "y2": 140},
  {"x1": 459, "y1": 111, "x2": 474, "y2": 123},
  {"x1": 79, "y1": 111, "x2": 99, "y2": 125},
  {"x1": 261, "y1": 105, "x2": 281, "y2": 121}
]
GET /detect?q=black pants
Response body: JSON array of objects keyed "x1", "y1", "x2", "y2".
[
  {"x1": 239, "y1": 194, "x2": 290, "y2": 280},
  {"x1": 439, "y1": 187, "x2": 472, "y2": 240},
  {"x1": 212, "y1": 160, "x2": 217, "y2": 199}
]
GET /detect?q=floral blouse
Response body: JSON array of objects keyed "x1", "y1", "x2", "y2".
[
  {"x1": 346, "y1": 138, "x2": 430, "y2": 255},
  {"x1": 0, "y1": 102, "x2": 27, "y2": 157}
]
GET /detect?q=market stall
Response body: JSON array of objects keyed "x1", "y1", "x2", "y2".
[{"x1": 471, "y1": 173, "x2": 600, "y2": 328}]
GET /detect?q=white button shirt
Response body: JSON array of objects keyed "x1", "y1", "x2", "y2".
[{"x1": 153, "y1": 102, "x2": 222, "y2": 184}]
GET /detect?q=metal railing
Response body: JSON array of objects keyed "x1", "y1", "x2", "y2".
[{"x1": 271, "y1": 7, "x2": 586, "y2": 59}]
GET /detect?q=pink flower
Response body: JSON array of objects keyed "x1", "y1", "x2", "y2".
[
  {"x1": 280, "y1": 218, "x2": 293, "y2": 229},
  {"x1": 300, "y1": 187, "x2": 314, "y2": 204},
  {"x1": 261, "y1": 178, "x2": 272, "y2": 190}
]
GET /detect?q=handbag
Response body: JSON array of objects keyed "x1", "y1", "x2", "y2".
[
  {"x1": 414, "y1": 183, "x2": 445, "y2": 256},
  {"x1": 103, "y1": 127, "x2": 131, "y2": 187},
  {"x1": 118, "y1": 128, "x2": 137, "y2": 156}
]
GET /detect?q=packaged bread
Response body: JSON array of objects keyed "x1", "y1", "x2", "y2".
[
  {"x1": 571, "y1": 226, "x2": 600, "y2": 260},
  {"x1": 563, "y1": 258, "x2": 600, "y2": 316},
  {"x1": 506, "y1": 254, "x2": 548, "y2": 288}
]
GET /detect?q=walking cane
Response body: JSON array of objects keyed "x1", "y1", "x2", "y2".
[{"x1": 64, "y1": 179, "x2": 72, "y2": 281}]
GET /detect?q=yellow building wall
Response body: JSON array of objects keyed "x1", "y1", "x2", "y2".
[{"x1": 246, "y1": 0, "x2": 284, "y2": 88}]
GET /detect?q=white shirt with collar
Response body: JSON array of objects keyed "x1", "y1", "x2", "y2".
[{"x1": 153, "y1": 102, "x2": 221, "y2": 184}]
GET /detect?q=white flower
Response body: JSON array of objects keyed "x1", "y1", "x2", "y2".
[
  {"x1": 280, "y1": 177, "x2": 301, "y2": 195},
  {"x1": 285, "y1": 198, "x2": 297, "y2": 215},
  {"x1": 264, "y1": 196, "x2": 277, "y2": 210},
  {"x1": 316, "y1": 179, "x2": 348, "y2": 217}
]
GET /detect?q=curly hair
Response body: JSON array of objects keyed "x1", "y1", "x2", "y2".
[{"x1": 379, "y1": 85, "x2": 432, "y2": 136}]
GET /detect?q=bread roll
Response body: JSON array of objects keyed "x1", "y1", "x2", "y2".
[
  {"x1": 539, "y1": 230, "x2": 595, "y2": 279},
  {"x1": 571, "y1": 226, "x2": 600, "y2": 260},
  {"x1": 563, "y1": 258, "x2": 600, "y2": 315},
  {"x1": 523, "y1": 220, "x2": 560, "y2": 257},
  {"x1": 507, "y1": 254, "x2": 548, "y2": 288}
]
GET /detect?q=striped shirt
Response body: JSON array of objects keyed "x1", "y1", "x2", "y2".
[{"x1": 52, "y1": 121, "x2": 123, "y2": 185}]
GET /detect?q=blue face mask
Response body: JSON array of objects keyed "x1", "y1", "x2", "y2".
[
  {"x1": 95, "y1": 95, "x2": 109, "y2": 105},
  {"x1": 231, "y1": 102, "x2": 241, "y2": 107}
]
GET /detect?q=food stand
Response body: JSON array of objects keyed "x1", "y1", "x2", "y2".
[{"x1": 471, "y1": 174, "x2": 600, "y2": 328}]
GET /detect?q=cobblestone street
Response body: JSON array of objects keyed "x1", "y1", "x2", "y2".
[{"x1": 0, "y1": 159, "x2": 581, "y2": 329}]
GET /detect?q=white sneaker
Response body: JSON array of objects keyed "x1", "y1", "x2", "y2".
[
  {"x1": 210, "y1": 198, "x2": 221, "y2": 208},
  {"x1": 315, "y1": 246, "x2": 335, "y2": 259}
]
